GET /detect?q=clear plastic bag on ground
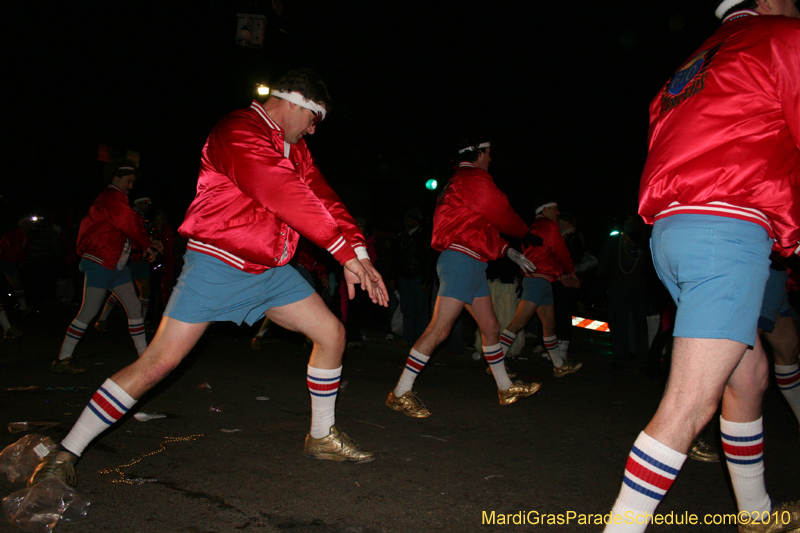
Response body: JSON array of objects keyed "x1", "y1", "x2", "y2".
[
  {"x1": 0, "y1": 435, "x2": 57, "y2": 484},
  {"x1": 3, "y1": 478, "x2": 90, "y2": 531}
]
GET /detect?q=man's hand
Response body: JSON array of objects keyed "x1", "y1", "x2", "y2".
[
  {"x1": 343, "y1": 257, "x2": 389, "y2": 307},
  {"x1": 560, "y1": 272, "x2": 580, "y2": 289},
  {"x1": 507, "y1": 247, "x2": 536, "y2": 275},
  {"x1": 144, "y1": 247, "x2": 157, "y2": 263}
]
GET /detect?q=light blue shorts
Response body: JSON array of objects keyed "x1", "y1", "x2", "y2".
[
  {"x1": 651, "y1": 215, "x2": 772, "y2": 347},
  {"x1": 128, "y1": 259, "x2": 151, "y2": 280},
  {"x1": 164, "y1": 251, "x2": 315, "y2": 325},
  {"x1": 80, "y1": 259, "x2": 133, "y2": 290},
  {"x1": 521, "y1": 277, "x2": 554, "y2": 306},
  {"x1": 291, "y1": 263, "x2": 316, "y2": 288},
  {"x1": 758, "y1": 268, "x2": 793, "y2": 333},
  {"x1": 436, "y1": 249, "x2": 490, "y2": 304}
]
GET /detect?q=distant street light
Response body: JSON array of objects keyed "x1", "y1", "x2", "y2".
[{"x1": 257, "y1": 84, "x2": 270, "y2": 96}]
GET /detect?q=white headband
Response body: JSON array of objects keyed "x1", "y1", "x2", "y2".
[
  {"x1": 458, "y1": 142, "x2": 490, "y2": 154},
  {"x1": 271, "y1": 90, "x2": 327, "y2": 121},
  {"x1": 535, "y1": 202, "x2": 557, "y2": 215},
  {"x1": 715, "y1": 0, "x2": 742, "y2": 18},
  {"x1": 118, "y1": 166, "x2": 136, "y2": 171}
]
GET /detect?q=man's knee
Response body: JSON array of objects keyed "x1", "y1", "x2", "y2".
[
  {"x1": 310, "y1": 317, "x2": 346, "y2": 352},
  {"x1": 482, "y1": 317, "x2": 501, "y2": 340}
]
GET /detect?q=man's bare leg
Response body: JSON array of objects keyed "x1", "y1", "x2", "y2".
[
  {"x1": 265, "y1": 292, "x2": 373, "y2": 462},
  {"x1": 499, "y1": 300, "x2": 538, "y2": 357},
  {"x1": 605, "y1": 337, "x2": 769, "y2": 532},
  {"x1": 29, "y1": 318, "x2": 209, "y2": 486},
  {"x1": 386, "y1": 296, "x2": 465, "y2": 417},
  {"x1": 467, "y1": 295, "x2": 541, "y2": 403},
  {"x1": 764, "y1": 315, "x2": 800, "y2": 424}
]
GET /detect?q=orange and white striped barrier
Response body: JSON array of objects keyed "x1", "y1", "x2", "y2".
[{"x1": 572, "y1": 316, "x2": 610, "y2": 332}]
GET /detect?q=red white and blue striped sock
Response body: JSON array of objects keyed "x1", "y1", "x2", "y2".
[
  {"x1": 775, "y1": 364, "x2": 800, "y2": 423},
  {"x1": 544, "y1": 335, "x2": 564, "y2": 367},
  {"x1": 61, "y1": 379, "x2": 137, "y2": 457},
  {"x1": 14, "y1": 289, "x2": 26, "y2": 311},
  {"x1": 500, "y1": 330, "x2": 516, "y2": 356},
  {"x1": 0, "y1": 304, "x2": 11, "y2": 331},
  {"x1": 605, "y1": 432, "x2": 685, "y2": 533},
  {"x1": 59, "y1": 320, "x2": 88, "y2": 361},
  {"x1": 99, "y1": 294, "x2": 119, "y2": 321},
  {"x1": 394, "y1": 349, "x2": 429, "y2": 397},
  {"x1": 721, "y1": 417, "x2": 771, "y2": 516},
  {"x1": 307, "y1": 365, "x2": 341, "y2": 439},
  {"x1": 128, "y1": 318, "x2": 147, "y2": 356},
  {"x1": 484, "y1": 342, "x2": 512, "y2": 390}
]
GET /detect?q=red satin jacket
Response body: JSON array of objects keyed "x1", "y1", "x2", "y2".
[
  {"x1": 431, "y1": 163, "x2": 528, "y2": 262},
  {"x1": 638, "y1": 12, "x2": 800, "y2": 256},
  {"x1": 523, "y1": 215, "x2": 575, "y2": 282},
  {"x1": 77, "y1": 186, "x2": 151, "y2": 270},
  {"x1": 179, "y1": 101, "x2": 366, "y2": 273}
]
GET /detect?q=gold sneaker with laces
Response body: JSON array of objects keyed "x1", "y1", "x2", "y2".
[
  {"x1": 498, "y1": 380, "x2": 541, "y2": 405},
  {"x1": 553, "y1": 360, "x2": 583, "y2": 378},
  {"x1": 51, "y1": 358, "x2": 86, "y2": 374},
  {"x1": 737, "y1": 501, "x2": 800, "y2": 533},
  {"x1": 4, "y1": 326, "x2": 23, "y2": 340},
  {"x1": 688, "y1": 437, "x2": 720, "y2": 462},
  {"x1": 303, "y1": 425, "x2": 374, "y2": 463},
  {"x1": 28, "y1": 451, "x2": 78, "y2": 487},
  {"x1": 386, "y1": 390, "x2": 431, "y2": 418}
]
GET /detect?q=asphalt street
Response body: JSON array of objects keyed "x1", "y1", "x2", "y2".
[{"x1": 1, "y1": 303, "x2": 798, "y2": 532}]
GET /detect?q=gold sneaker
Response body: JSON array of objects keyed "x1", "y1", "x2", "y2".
[
  {"x1": 738, "y1": 501, "x2": 800, "y2": 532},
  {"x1": 386, "y1": 391, "x2": 431, "y2": 418},
  {"x1": 50, "y1": 358, "x2": 85, "y2": 374},
  {"x1": 28, "y1": 451, "x2": 78, "y2": 487},
  {"x1": 553, "y1": 360, "x2": 583, "y2": 378},
  {"x1": 303, "y1": 425, "x2": 374, "y2": 463},
  {"x1": 4, "y1": 326, "x2": 22, "y2": 340},
  {"x1": 498, "y1": 381, "x2": 541, "y2": 405},
  {"x1": 688, "y1": 437, "x2": 720, "y2": 463}
]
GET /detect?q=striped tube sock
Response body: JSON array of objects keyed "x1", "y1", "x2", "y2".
[
  {"x1": 394, "y1": 349, "x2": 430, "y2": 397},
  {"x1": 61, "y1": 379, "x2": 137, "y2": 457},
  {"x1": 0, "y1": 304, "x2": 11, "y2": 330},
  {"x1": 140, "y1": 298, "x2": 150, "y2": 320},
  {"x1": 500, "y1": 330, "x2": 516, "y2": 356},
  {"x1": 721, "y1": 417, "x2": 771, "y2": 516},
  {"x1": 128, "y1": 318, "x2": 147, "y2": 356},
  {"x1": 484, "y1": 343, "x2": 512, "y2": 390},
  {"x1": 775, "y1": 364, "x2": 800, "y2": 423},
  {"x1": 307, "y1": 365, "x2": 341, "y2": 439},
  {"x1": 14, "y1": 290, "x2": 26, "y2": 311},
  {"x1": 605, "y1": 432, "x2": 685, "y2": 533},
  {"x1": 99, "y1": 295, "x2": 119, "y2": 321},
  {"x1": 544, "y1": 335, "x2": 564, "y2": 367},
  {"x1": 59, "y1": 320, "x2": 88, "y2": 360}
]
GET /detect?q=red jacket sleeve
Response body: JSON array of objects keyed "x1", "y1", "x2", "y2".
[
  {"x1": 542, "y1": 221, "x2": 575, "y2": 275},
  {"x1": 205, "y1": 117, "x2": 357, "y2": 265},
  {"x1": 106, "y1": 192, "x2": 151, "y2": 251},
  {"x1": 462, "y1": 175, "x2": 528, "y2": 238},
  {"x1": 302, "y1": 159, "x2": 367, "y2": 253}
]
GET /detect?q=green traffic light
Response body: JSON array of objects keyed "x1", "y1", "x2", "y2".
[{"x1": 425, "y1": 179, "x2": 438, "y2": 190}]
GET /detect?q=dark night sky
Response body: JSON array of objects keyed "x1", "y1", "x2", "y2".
[{"x1": 3, "y1": 0, "x2": 722, "y2": 249}]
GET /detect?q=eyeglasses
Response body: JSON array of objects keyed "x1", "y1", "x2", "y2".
[{"x1": 310, "y1": 109, "x2": 323, "y2": 127}]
